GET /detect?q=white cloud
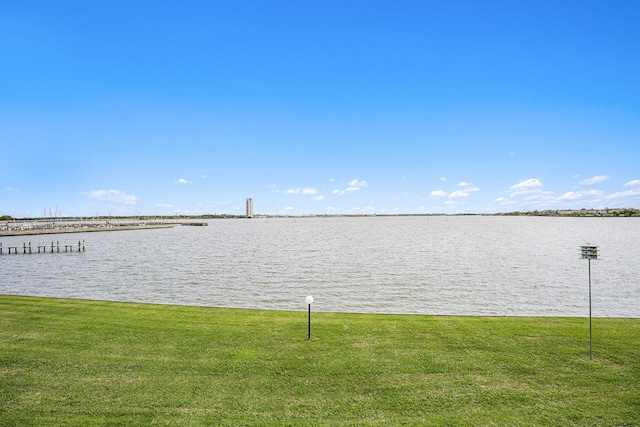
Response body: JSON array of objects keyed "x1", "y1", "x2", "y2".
[
  {"x1": 449, "y1": 191, "x2": 470, "y2": 198},
  {"x1": 156, "y1": 203, "x2": 175, "y2": 208},
  {"x1": 579, "y1": 175, "x2": 610, "y2": 186},
  {"x1": 283, "y1": 206, "x2": 295, "y2": 212},
  {"x1": 508, "y1": 179, "x2": 545, "y2": 198},
  {"x1": 439, "y1": 177, "x2": 447, "y2": 182},
  {"x1": 348, "y1": 179, "x2": 368, "y2": 188},
  {"x1": 83, "y1": 189, "x2": 138, "y2": 204},
  {"x1": 313, "y1": 195, "x2": 325, "y2": 201},
  {"x1": 302, "y1": 187, "x2": 318, "y2": 195},
  {"x1": 624, "y1": 180, "x2": 640, "y2": 187},
  {"x1": 287, "y1": 187, "x2": 318, "y2": 195},
  {"x1": 4, "y1": 186, "x2": 17, "y2": 192},
  {"x1": 333, "y1": 178, "x2": 368, "y2": 195},
  {"x1": 558, "y1": 192, "x2": 582, "y2": 201},
  {"x1": 175, "y1": 178, "x2": 192, "y2": 184},
  {"x1": 510, "y1": 178, "x2": 543, "y2": 190},
  {"x1": 607, "y1": 188, "x2": 640, "y2": 199},
  {"x1": 448, "y1": 182, "x2": 479, "y2": 198},
  {"x1": 559, "y1": 190, "x2": 603, "y2": 200},
  {"x1": 431, "y1": 182, "x2": 479, "y2": 200}
]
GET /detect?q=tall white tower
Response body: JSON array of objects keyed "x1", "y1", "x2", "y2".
[{"x1": 246, "y1": 198, "x2": 253, "y2": 218}]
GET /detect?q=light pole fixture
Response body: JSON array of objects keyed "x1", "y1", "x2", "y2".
[
  {"x1": 580, "y1": 245, "x2": 598, "y2": 360},
  {"x1": 305, "y1": 295, "x2": 314, "y2": 340}
]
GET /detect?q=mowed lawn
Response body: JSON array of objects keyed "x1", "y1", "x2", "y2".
[{"x1": 0, "y1": 296, "x2": 638, "y2": 426}]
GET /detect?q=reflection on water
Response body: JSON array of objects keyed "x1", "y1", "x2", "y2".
[{"x1": 1, "y1": 216, "x2": 638, "y2": 317}]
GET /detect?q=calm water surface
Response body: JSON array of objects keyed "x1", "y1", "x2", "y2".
[{"x1": 1, "y1": 216, "x2": 638, "y2": 317}]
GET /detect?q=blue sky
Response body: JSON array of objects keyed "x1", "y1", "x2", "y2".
[{"x1": 2, "y1": 1, "x2": 639, "y2": 217}]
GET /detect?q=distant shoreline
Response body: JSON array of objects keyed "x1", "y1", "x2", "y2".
[
  {"x1": 2, "y1": 207, "x2": 639, "y2": 224},
  {"x1": 1, "y1": 209, "x2": 639, "y2": 237}
]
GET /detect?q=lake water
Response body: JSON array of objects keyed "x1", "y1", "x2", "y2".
[{"x1": 1, "y1": 216, "x2": 638, "y2": 317}]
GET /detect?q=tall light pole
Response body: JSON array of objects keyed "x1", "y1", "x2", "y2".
[
  {"x1": 580, "y1": 245, "x2": 598, "y2": 360},
  {"x1": 305, "y1": 296, "x2": 314, "y2": 340}
]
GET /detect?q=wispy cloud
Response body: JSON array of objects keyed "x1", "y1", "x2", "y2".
[
  {"x1": 347, "y1": 179, "x2": 367, "y2": 191},
  {"x1": 510, "y1": 178, "x2": 543, "y2": 191},
  {"x1": 456, "y1": 182, "x2": 479, "y2": 193},
  {"x1": 333, "y1": 179, "x2": 368, "y2": 195},
  {"x1": 302, "y1": 187, "x2": 318, "y2": 195},
  {"x1": 429, "y1": 181, "x2": 480, "y2": 199},
  {"x1": 607, "y1": 187, "x2": 640, "y2": 200},
  {"x1": 500, "y1": 176, "x2": 636, "y2": 208},
  {"x1": 3, "y1": 186, "x2": 18, "y2": 192},
  {"x1": 509, "y1": 178, "x2": 545, "y2": 198},
  {"x1": 430, "y1": 181, "x2": 479, "y2": 200},
  {"x1": 175, "y1": 178, "x2": 192, "y2": 184},
  {"x1": 559, "y1": 190, "x2": 604, "y2": 200},
  {"x1": 503, "y1": 178, "x2": 556, "y2": 206},
  {"x1": 286, "y1": 187, "x2": 318, "y2": 195},
  {"x1": 579, "y1": 175, "x2": 610, "y2": 186},
  {"x1": 82, "y1": 189, "x2": 138, "y2": 204},
  {"x1": 448, "y1": 191, "x2": 470, "y2": 198}
]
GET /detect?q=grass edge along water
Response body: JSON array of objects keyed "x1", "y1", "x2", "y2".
[{"x1": 1, "y1": 295, "x2": 638, "y2": 426}]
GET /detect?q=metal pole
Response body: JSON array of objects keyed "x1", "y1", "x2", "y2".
[
  {"x1": 307, "y1": 304, "x2": 311, "y2": 340},
  {"x1": 589, "y1": 259, "x2": 593, "y2": 360}
]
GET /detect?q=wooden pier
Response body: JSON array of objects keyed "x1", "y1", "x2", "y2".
[{"x1": 0, "y1": 241, "x2": 85, "y2": 255}]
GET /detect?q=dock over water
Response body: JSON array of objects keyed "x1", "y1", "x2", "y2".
[{"x1": 0, "y1": 241, "x2": 85, "y2": 255}]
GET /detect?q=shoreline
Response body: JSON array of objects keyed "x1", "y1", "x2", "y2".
[
  {"x1": 2, "y1": 294, "x2": 636, "y2": 318},
  {"x1": 0, "y1": 224, "x2": 175, "y2": 237}
]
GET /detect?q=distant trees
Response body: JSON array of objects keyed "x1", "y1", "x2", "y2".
[
  {"x1": 496, "y1": 209, "x2": 640, "y2": 217},
  {"x1": 613, "y1": 208, "x2": 640, "y2": 217}
]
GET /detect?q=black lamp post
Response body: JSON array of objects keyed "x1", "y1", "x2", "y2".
[
  {"x1": 580, "y1": 245, "x2": 598, "y2": 360},
  {"x1": 305, "y1": 295, "x2": 314, "y2": 340}
]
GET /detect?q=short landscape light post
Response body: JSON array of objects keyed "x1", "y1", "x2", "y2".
[
  {"x1": 580, "y1": 245, "x2": 598, "y2": 360},
  {"x1": 305, "y1": 295, "x2": 314, "y2": 340}
]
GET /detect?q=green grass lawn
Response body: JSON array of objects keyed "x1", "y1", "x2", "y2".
[{"x1": 1, "y1": 296, "x2": 638, "y2": 426}]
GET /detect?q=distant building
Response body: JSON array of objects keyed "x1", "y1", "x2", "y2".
[{"x1": 246, "y1": 198, "x2": 253, "y2": 218}]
